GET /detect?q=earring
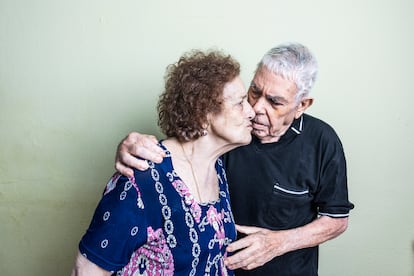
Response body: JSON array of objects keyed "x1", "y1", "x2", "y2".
[{"x1": 201, "y1": 129, "x2": 208, "y2": 136}]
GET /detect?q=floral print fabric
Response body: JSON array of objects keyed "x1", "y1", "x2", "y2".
[{"x1": 78, "y1": 142, "x2": 236, "y2": 275}]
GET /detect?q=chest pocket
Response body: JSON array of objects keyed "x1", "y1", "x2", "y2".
[{"x1": 259, "y1": 181, "x2": 314, "y2": 230}]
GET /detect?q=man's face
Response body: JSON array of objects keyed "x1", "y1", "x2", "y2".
[{"x1": 248, "y1": 67, "x2": 311, "y2": 143}]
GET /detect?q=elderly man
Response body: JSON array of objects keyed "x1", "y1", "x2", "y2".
[{"x1": 115, "y1": 43, "x2": 354, "y2": 275}]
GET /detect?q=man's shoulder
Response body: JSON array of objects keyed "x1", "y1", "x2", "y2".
[
  {"x1": 302, "y1": 113, "x2": 339, "y2": 136},
  {"x1": 303, "y1": 113, "x2": 333, "y2": 128},
  {"x1": 302, "y1": 113, "x2": 345, "y2": 152}
]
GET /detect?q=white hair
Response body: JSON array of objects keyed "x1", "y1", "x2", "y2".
[{"x1": 258, "y1": 42, "x2": 318, "y2": 100}]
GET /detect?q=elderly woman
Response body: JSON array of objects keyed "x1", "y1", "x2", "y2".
[{"x1": 71, "y1": 50, "x2": 255, "y2": 275}]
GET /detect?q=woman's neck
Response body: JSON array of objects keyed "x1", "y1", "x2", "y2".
[
  {"x1": 165, "y1": 136, "x2": 231, "y2": 164},
  {"x1": 163, "y1": 137, "x2": 223, "y2": 204}
]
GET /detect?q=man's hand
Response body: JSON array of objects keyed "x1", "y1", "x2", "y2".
[
  {"x1": 225, "y1": 216, "x2": 349, "y2": 270},
  {"x1": 224, "y1": 224, "x2": 288, "y2": 270},
  {"x1": 115, "y1": 132, "x2": 165, "y2": 177}
]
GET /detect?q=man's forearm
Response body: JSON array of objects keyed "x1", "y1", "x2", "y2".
[
  {"x1": 274, "y1": 215, "x2": 349, "y2": 255},
  {"x1": 225, "y1": 216, "x2": 349, "y2": 270}
]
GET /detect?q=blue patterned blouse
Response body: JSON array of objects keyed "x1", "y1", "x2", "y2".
[{"x1": 78, "y1": 142, "x2": 236, "y2": 275}]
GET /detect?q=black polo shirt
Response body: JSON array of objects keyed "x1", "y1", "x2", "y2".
[{"x1": 224, "y1": 113, "x2": 354, "y2": 276}]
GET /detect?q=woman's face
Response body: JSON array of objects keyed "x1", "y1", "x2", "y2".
[{"x1": 208, "y1": 76, "x2": 255, "y2": 146}]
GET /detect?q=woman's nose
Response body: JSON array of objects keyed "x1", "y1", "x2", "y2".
[{"x1": 246, "y1": 102, "x2": 255, "y2": 120}]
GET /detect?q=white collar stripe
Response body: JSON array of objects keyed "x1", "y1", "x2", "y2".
[
  {"x1": 290, "y1": 115, "x2": 304, "y2": 135},
  {"x1": 299, "y1": 115, "x2": 303, "y2": 131},
  {"x1": 291, "y1": 127, "x2": 301, "y2": 134},
  {"x1": 318, "y1": 212, "x2": 350, "y2": 218}
]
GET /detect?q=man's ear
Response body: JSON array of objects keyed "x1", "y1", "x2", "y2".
[{"x1": 295, "y1": 97, "x2": 314, "y2": 119}]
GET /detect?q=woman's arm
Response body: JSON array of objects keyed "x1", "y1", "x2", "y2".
[{"x1": 71, "y1": 251, "x2": 112, "y2": 276}]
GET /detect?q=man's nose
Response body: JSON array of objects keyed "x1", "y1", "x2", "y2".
[{"x1": 252, "y1": 96, "x2": 266, "y2": 114}]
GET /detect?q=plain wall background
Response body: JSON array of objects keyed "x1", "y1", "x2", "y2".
[{"x1": 1, "y1": 0, "x2": 413, "y2": 275}]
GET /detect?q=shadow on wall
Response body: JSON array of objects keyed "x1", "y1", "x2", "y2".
[{"x1": 412, "y1": 240, "x2": 414, "y2": 276}]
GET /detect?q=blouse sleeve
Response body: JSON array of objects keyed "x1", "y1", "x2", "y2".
[{"x1": 78, "y1": 173, "x2": 148, "y2": 272}]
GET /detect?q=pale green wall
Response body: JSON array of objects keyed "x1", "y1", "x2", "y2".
[{"x1": 1, "y1": 0, "x2": 413, "y2": 275}]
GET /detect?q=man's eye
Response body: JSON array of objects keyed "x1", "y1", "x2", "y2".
[{"x1": 269, "y1": 98, "x2": 283, "y2": 106}]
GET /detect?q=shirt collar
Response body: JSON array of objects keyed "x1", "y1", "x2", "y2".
[{"x1": 290, "y1": 115, "x2": 304, "y2": 134}]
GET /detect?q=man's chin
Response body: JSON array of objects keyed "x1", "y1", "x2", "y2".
[{"x1": 252, "y1": 129, "x2": 266, "y2": 138}]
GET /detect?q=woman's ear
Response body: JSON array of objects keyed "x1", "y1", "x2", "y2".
[{"x1": 295, "y1": 97, "x2": 314, "y2": 119}]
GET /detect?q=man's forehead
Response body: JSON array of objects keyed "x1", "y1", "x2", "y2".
[
  {"x1": 252, "y1": 66, "x2": 286, "y2": 82},
  {"x1": 251, "y1": 74, "x2": 297, "y2": 96}
]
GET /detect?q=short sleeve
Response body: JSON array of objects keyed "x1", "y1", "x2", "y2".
[
  {"x1": 314, "y1": 130, "x2": 354, "y2": 217},
  {"x1": 78, "y1": 173, "x2": 148, "y2": 272}
]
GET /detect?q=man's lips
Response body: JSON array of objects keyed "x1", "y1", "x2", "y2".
[{"x1": 252, "y1": 121, "x2": 268, "y2": 129}]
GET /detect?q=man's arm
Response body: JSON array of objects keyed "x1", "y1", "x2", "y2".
[
  {"x1": 224, "y1": 215, "x2": 349, "y2": 270},
  {"x1": 71, "y1": 252, "x2": 112, "y2": 276},
  {"x1": 115, "y1": 132, "x2": 165, "y2": 177}
]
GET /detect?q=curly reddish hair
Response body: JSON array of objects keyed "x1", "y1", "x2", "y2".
[{"x1": 157, "y1": 50, "x2": 240, "y2": 141}]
